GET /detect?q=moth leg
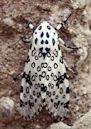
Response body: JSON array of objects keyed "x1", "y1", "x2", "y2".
[
  {"x1": 21, "y1": 34, "x2": 32, "y2": 44},
  {"x1": 63, "y1": 60, "x2": 77, "y2": 76},
  {"x1": 58, "y1": 38, "x2": 80, "y2": 50},
  {"x1": 18, "y1": 16, "x2": 35, "y2": 30},
  {"x1": 59, "y1": 38, "x2": 86, "y2": 72},
  {"x1": 75, "y1": 46, "x2": 88, "y2": 68}
]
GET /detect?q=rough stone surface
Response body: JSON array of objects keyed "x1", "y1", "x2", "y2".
[
  {"x1": 0, "y1": 97, "x2": 14, "y2": 122},
  {"x1": 72, "y1": 110, "x2": 91, "y2": 129},
  {"x1": 47, "y1": 110, "x2": 91, "y2": 129},
  {"x1": 47, "y1": 122, "x2": 71, "y2": 129}
]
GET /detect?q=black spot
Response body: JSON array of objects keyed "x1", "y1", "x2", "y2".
[
  {"x1": 37, "y1": 83, "x2": 41, "y2": 87},
  {"x1": 51, "y1": 99, "x2": 53, "y2": 102},
  {"x1": 31, "y1": 102, "x2": 34, "y2": 107},
  {"x1": 63, "y1": 95, "x2": 66, "y2": 98},
  {"x1": 26, "y1": 55, "x2": 30, "y2": 63},
  {"x1": 26, "y1": 75, "x2": 31, "y2": 84},
  {"x1": 39, "y1": 75, "x2": 42, "y2": 81},
  {"x1": 35, "y1": 73, "x2": 38, "y2": 77},
  {"x1": 60, "y1": 57, "x2": 63, "y2": 63},
  {"x1": 54, "y1": 32, "x2": 55, "y2": 35},
  {"x1": 39, "y1": 47, "x2": 43, "y2": 52},
  {"x1": 57, "y1": 75, "x2": 64, "y2": 84},
  {"x1": 35, "y1": 55, "x2": 38, "y2": 60},
  {"x1": 37, "y1": 66, "x2": 41, "y2": 72},
  {"x1": 53, "y1": 75, "x2": 57, "y2": 81},
  {"x1": 47, "y1": 52, "x2": 51, "y2": 57},
  {"x1": 61, "y1": 74, "x2": 65, "y2": 80},
  {"x1": 53, "y1": 50, "x2": 58, "y2": 57},
  {"x1": 28, "y1": 115, "x2": 30, "y2": 119},
  {"x1": 51, "y1": 56, "x2": 54, "y2": 61},
  {"x1": 37, "y1": 92, "x2": 41, "y2": 97},
  {"x1": 46, "y1": 91, "x2": 49, "y2": 95},
  {"x1": 45, "y1": 40, "x2": 48, "y2": 44},
  {"x1": 64, "y1": 73, "x2": 68, "y2": 79},
  {"x1": 64, "y1": 101, "x2": 69, "y2": 108},
  {"x1": 42, "y1": 53, "x2": 47, "y2": 59},
  {"x1": 35, "y1": 84, "x2": 38, "y2": 89},
  {"x1": 33, "y1": 90, "x2": 36, "y2": 96},
  {"x1": 47, "y1": 25, "x2": 51, "y2": 30},
  {"x1": 45, "y1": 47, "x2": 50, "y2": 52},
  {"x1": 41, "y1": 63, "x2": 48, "y2": 68},
  {"x1": 46, "y1": 32, "x2": 49, "y2": 38},
  {"x1": 31, "y1": 75, "x2": 35, "y2": 81},
  {"x1": 54, "y1": 63, "x2": 58, "y2": 69},
  {"x1": 35, "y1": 38, "x2": 38, "y2": 44},
  {"x1": 48, "y1": 83, "x2": 51, "y2": 87},
  {"x1": 31, "y1": 62, "x2": 35, "y2": 68},
  {"x1": 29, "y1": 85, "x2": 31, "y2": 88},
  {"x1": 41, "y1": 84, "x2": 47, "y2": 92},
  {"x1": 46, "y1": 75, "x2": 49, "y2": 80},
  {"x1": 42, "y1": 98, "x2": 45, "y2": 103},
  {"x1": 35, "y1": 98, "x2": 37, "y2": 103},
  {"x1": 22, "y1": 72, "x2": 26, "y2": 78},
  {"x1": 61, "y1": 102, "x2": 64, "y2": 105},
  {"x1": 55, "y1": 95, "x2": 59, "y2": 99},
  {"x1": 58, "y1": 72, "x2": 61, "y2": 77},
  {"x1": 22, "y1": 72, "x2": 32, "y2": 85},
  {"x1": 35, "y1": 32, "x2": 37, "y2": 34},
  {"x1": 20, "y1": 86, "x2": 23, "y2": 92},
  {"x1": 54, "y1": 101, "x2": 60, "y2": 109},
  {"x1": 43, "y1": 63, "x2": 48, "y2": 68},
  {"x1": 53, "y1": 91, "x2": 56, "y2": 95},
  {"x1": 51, "y1": 84, "x2": 54, "y2": 89},
  {"x1": 41, "y1": 63, "x2": 44, "y2": 68},
  {"x1": 30, "y1": 95, "x2": 33, "y2": 99},
  {"x1": 32, "y1": 48, "x2": 36, "y2": 56},
  {"x1": 24, "y1": 101, "x2": 27, "y2": 106},
  {"x1": 38, "y1": 52, "x2": 42, "y2": 57},
  {"x1": 42, "y1": 71, "x2": 46, "y2": 77},
  {"x1": 20, "y1": 99, "x2": 25, "y2": 107},
  {"x1": 30, "y1": 44, "x2": 32, "y2": 49},
  {"x1": 26, "y1": 87, "x2": 29, "y2": 93},
  {"x1": 59, "y1": 87, "x2": 63, "y2": 94},
  {"x1": 51, "y1": 73, "x2": 54, "y2": 77},
  {"x1": 48, "y1": 66, "x2": 52, "y2": 71},
  {"x1": 41, "y1": 40, "x2": 44, "y2": 44},
  {"x1": 25, "y1": 102, "x2": 28, "y2": 105},
  {"x1": 58, "y1": 45, "x2": 60, "y2": 50},
  {"x1": 52, "y1": 38, "x2": 55, "y2": 46},
  {"x1": 23, "y1": 93, "x2": 26, "y2": 98},
  {"x1": 66, "y1": 87, "x2": 69, "y2": 93},
  {"x1": 40, "y1": 32, "x2": 44, "y2": 37},
  {"x1": 34, "y1": 112, "x2": 37, "y2": 116},
  {"x1": 39, "y1": 26, "x2": 42, "y2": 30},
  {"x1": 54, "y1": 103, "x2": 57, "y2": 108},
  {"x1": 46, "y1": 91, "x2": 51, "y2": 97},
  {"x1": 38, "y1": 108, "x2": 40, "y2": 113}
]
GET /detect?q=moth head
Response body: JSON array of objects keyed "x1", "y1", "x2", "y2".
[{"x1": 32, "y1": 21, "x2": 58, "y2": 53}]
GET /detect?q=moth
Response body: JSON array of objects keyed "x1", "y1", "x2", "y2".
[{"x1": 20, "y1": 20, "x2": 75, "y2": 120}]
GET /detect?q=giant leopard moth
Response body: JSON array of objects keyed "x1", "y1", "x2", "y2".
[{"x1": 19, "y1": 20, "x2": 72, "y2": 120}]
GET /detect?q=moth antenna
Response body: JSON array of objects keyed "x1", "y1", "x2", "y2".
[
  {"x1": 56, "y1": 13, "x2": 72, "y2": 30},
  {"x1": 19, "y1": 16, "x2": 35, "y2": 31}
]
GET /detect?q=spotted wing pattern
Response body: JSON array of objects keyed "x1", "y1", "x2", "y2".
[{"x1": 20, "y1": 21, "x2": 69, "y2": 119}]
